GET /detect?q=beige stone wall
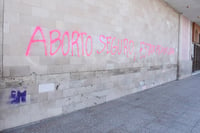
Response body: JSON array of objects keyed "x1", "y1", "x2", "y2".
[
  {"x1": 0, "y1": 0, "x2": 3, "y2": 77},
  {"x1": 0, "y1": 0, "x2": 179, "y2": 130},
  {"x1": 178, "y1": 15, "x2": 192, "y2": 79}
]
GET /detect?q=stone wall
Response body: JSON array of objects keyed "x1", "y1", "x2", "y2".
[
  {"x1": 0, "y1": 0, "x2": 3, "y2": 77},
  {"x1": 0, "y1": 0, "x2": 179, "y2": 130},
  {"x1": 178, "y1": 15, "x2": 192, "y2": 79}
]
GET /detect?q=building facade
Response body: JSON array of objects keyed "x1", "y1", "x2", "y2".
[{"x1": 0, "y1": 0, "x2": 195, "y2": 130}]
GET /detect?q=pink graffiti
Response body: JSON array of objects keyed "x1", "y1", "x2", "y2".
[
  {"x1": 26, "y1": 26, "x2": 175, "y2": 60},
  {"x1": 50, "y1": 30, "x2": 62, "y2": 56},
  {"x1": 26, "y1": 26, "x2": 93, "y2": 56},
  {"x1": 97, "y1": 36, "x2": 134, "y2": 58},
  {"x1": 97, "y1": 35, "x2": 106, "y2": 54},
  {"x1": 26, "y1": 26, "x2": 48, "y2": 56},
  {"x1": 61, "y1": 31, "x2": 70, "y2": 56},
  {"x1": 139, "y1": 42, "x2": 175, "y2": 59}
]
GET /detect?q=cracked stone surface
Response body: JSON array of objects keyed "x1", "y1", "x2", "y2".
[{"x1": 3, "y1": 74, "x2": 200, "y2": 133}]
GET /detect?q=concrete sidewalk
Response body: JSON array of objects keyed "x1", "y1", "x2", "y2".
[{"x1": 3, "y1": 74, "x2": 200, "y2": 133}]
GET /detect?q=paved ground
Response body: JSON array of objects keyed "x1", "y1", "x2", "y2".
[{"x1": 3, "y1": 74, "x2": 200, "y2": 133}]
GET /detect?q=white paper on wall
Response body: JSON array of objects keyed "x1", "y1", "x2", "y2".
[{"x1": 39, "y1": 83, "x2": 55, "y2": 93}]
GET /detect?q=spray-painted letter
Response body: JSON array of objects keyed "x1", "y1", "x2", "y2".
[
  {"x1": 85, "y1": 36, "x2": 93, "y2": 56},
  {"x1": 26, "y1": 26, "x2": 47, "y2": 56},
  {"x1": 61, "y1": 31, "x2": 70, "y2": 56},
  {"x1": 50, "y1": 30, "x2": 62, "y2": 56},
  {"x1": 97, "y1": 35, "x2": 106, "y2": 54},
  {"x1": 71, "y1": 31, "x2": 80, "y2": 57}
]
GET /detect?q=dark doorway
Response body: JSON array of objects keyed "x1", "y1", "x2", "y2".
[{"x1": 193, "y1": 43, "x2": 200, "y2": 72}]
